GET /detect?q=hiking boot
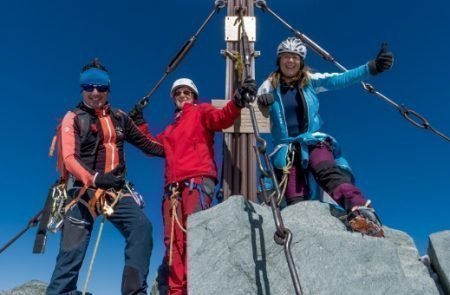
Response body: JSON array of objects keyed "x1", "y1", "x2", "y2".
[{"x1": 346, "y1": 201, "x2": 384, "y2": 238}]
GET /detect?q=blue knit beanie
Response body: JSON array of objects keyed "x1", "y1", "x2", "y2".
[{"x1": 80, "y1": 68, "x2": 111, "y2": 86}]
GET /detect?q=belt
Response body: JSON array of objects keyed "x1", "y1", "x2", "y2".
[{"x1": 165, "y1": 177, "x2": 203, "y2": 192}]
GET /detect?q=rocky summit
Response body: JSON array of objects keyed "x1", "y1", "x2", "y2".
[
  {"x1": 182, "y1": 195, "x2": 443, "y2": 295},
  {"x1": 428, "y1": 230, "x2": 450, "y2": 294},
  {"x1": 8, "y1": 198, "x2": 447, "y2": 295}
]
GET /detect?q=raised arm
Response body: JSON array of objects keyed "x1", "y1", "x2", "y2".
[
  {"x1": 311, "y1": 43, "x2": 393, "y2": 93},
  {"x1": 203, "y1": 78, "x2": 257, "y2": 131}
]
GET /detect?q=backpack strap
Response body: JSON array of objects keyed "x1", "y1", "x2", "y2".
[
  {"x1": 50, "y1": 107, "x2": 92, "y2": 181},
  {"x1": 72, "y1": 107, "x2": 91, "y2": 143}
]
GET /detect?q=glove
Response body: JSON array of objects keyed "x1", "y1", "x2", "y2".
[
  {"x1": 94, "y1": 164, "x2": 125, "y2": 190},
  {"x1": 234, "y1": 78, "x2": 257, "y2": 108},
  {"x1": 128, "y1": 103, "x2": 146, "y2": 125},
  {"x1": 257, "y1": 93, "x2": 274, "y2": 106},
  {"x1": 368, "y1": 42, "x2": 394, "y2": 75}
]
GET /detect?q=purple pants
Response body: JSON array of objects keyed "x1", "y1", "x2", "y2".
[{"x1": 284, "y1": 141, "x2": 366, "y2": 211}]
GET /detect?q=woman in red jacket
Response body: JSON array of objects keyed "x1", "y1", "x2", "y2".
[{"x1": 131, "y1": 77, "x2": 256, "y2": 295}]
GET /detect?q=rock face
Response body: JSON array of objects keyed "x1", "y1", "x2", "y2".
[
  {"x1": 0, "y1": 280, "x2": 47, "y2": 295},
  {"x1": 186, "y1": 196, "x2": 440, "y2": 295},
  {"x1": 428, "y1": 230, "x2": 450, "y2": 294}
]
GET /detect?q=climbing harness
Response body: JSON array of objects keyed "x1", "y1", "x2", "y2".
[
  {"x1": 47, "y1": 183, "x2": 69, "y2": 233},
  {"x1": 233, "y1": 6, "x2": 303, "y2": 295},
  {"x1": 255, "y1": 0, "x2": 450, "y2": 143},
  {"x1": 125, "y1": 182, "x2": 146, "y2": 208},
  {"x1": 32, "y1": 182, "x2": 83, "y2": 254},
  {"x1": 261, "y1": 148, "x2": 295, "y2": 207},
  {"x1": 275, "y1": 149, "x2": 295, "y2": 206},
  {"x1": 165, "y1": 179, "x2": 210, "y2": 266},
  {"x1": 135, "y1": 1, "x2": 226, "y2": 110},
  {"x1": 166, "y1": 184, "x2": 185, "y2": 266}
]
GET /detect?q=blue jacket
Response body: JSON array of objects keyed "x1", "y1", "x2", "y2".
[
  {"x1": 258, "y1": 64, "x2": 371, "y2": 199},
  {"x1": 258, "y1": 63, "x2": 371, "y2": 144}
]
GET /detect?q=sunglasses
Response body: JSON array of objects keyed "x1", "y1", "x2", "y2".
[
  {"x1": 81, "y1": 84, "x2": 110, "y2": 93},
  {"x1": 174, "y1": 90, "x2": 194, "y2": 98}
]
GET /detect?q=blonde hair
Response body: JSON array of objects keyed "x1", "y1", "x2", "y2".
[{"x1": 269, "y1": 63, "x2": 310, "y2": 89}]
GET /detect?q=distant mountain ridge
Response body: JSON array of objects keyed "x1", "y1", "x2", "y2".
[{"x1": 0, "y1": 280, "x2": 47, "y2": 295}]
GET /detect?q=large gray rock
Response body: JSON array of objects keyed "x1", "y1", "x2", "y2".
[
  {"x1": 428, "y1": 230, "x2": 450, "y2": 294},
  {"x1": 187, "y1": 195, "x2": 440, "y2": 295},
  {"x1": 0, "y1": 280, "x2": 47, "y2": 295}
]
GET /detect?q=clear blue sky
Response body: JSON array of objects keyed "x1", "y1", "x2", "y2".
[{"x1": 1, "y1": 0, "x2": 449, "y2": 293}]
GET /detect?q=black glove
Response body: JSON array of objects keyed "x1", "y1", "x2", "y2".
[
  {"x1": 128, "y1": 103, "x2": 146, "y2": 125},
  {"x1": 234, "y1": 78, "x2": 257, "y2": 108},
  {"x1": 257, "y1": 93, "x2": 274, "y2": 106},
  {"x1": 368, "y1": 42, "x2": 394, "y2": 75},
  {"x1": 94, "y1": 164, "x2": 125, "y2": 190}
]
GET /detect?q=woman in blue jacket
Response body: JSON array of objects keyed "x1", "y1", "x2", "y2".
[{"x1": 257, "y1": 37, "x2": 393, "y2": 237}]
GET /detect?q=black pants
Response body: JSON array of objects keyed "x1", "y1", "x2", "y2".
[{"x1": 47, "y1": 194, "x2": 153, "y2": 295}]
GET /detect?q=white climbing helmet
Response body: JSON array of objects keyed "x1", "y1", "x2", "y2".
[
  {"x1": 170, "y1": 78, "x2": 199, "y2": 99},
  {"x1": 277, "y1": 37, "x2": 307, "y2": 59}
]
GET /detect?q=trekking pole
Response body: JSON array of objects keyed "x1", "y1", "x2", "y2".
[
  {"x1": 0, "y1": 210, "x2": 42, "y2": 254},
  {"x1": 255, "y1": 0, "x2": 450, "y2": 143},
  {"x1": 135, "y1": 0, "x2": 225, "y2": 109},
  {"x1": 236, "y1": 7, "x2": 303, "y2": 295},
  {"x1": 82, "y1": 216, "x2": 106, "y2": 295}
]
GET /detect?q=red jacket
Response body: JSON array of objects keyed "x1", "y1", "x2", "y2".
[{"x1": 140, "y1": 101, "x2": 241, "y2": 186}]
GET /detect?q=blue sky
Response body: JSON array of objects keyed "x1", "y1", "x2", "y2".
[{"x1": 1, "y1": 0, "x2": 449, "y2": 293}]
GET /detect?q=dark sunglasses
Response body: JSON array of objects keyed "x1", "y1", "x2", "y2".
[
  {"x1": 81, "y1": 84, "x2": 110, "y2": 93},
  {"x1": 174, "y1": 90, "x2": 194, "y2": 97}
]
